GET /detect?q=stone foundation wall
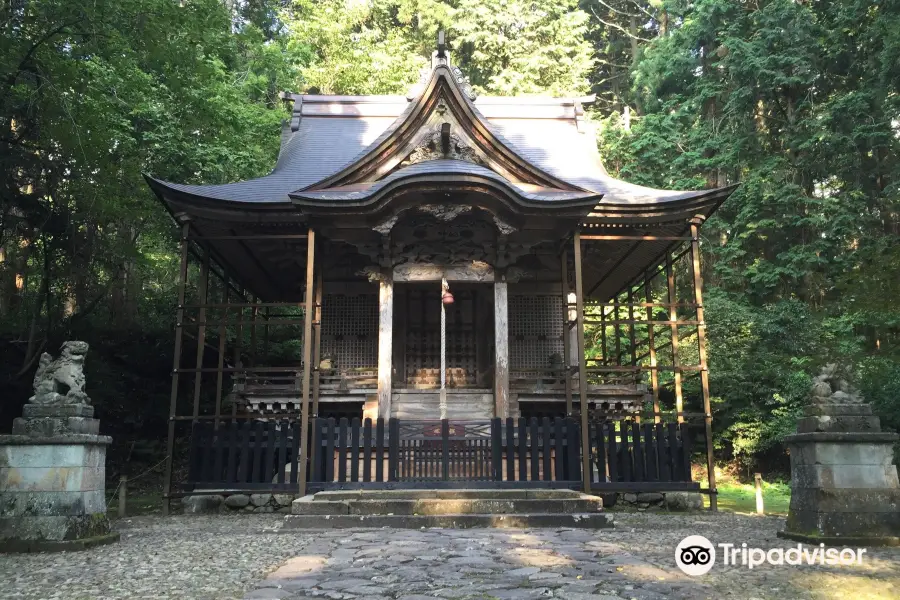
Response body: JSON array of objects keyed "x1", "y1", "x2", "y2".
[
  {"x1": 615, "y1": 491, "x2": 703, "y2": 511},
  {"x1": 182, "y1": 493, "x2": 297, "y2": 514}
]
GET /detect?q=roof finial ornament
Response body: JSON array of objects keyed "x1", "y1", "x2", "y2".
[
  {"x1": 432, "y1": 30, "x2": 450, "y2": 68},
  {"x1": 437, "y1": 30, "x2": 446, "y2": 59}
]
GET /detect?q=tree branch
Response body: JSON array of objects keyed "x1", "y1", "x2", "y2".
[{"x1": 589, "y1": 7, "x2": 652, "y2": 42}]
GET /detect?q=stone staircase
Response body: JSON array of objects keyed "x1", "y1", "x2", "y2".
[{"x1": 283, "y1": 489, "x2": 614, "y2": 529}]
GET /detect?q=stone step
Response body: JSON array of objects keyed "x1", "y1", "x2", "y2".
[
  {"x1": 291, "y1": 497, "x2": 602, "y2": 516},
  {"x1": 281, "y1": 512, "x2": 614, "y2": 529},
  {"x1": 312, "y1": 489, "x2": 583, "y2": 501}
]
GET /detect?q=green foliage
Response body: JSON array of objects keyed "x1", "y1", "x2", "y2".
[
  {"x1": 594, "y1": 0, "x2": 900, "y2": 468},
  {"x1": 283, "y1": 0, "x2": 593, "y2": 95},
  {"x1": 2, "y1": 0, "x2": 898, "y2": 474}
]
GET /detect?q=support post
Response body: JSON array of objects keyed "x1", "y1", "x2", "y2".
[
  {"x1": 573, "y1": 232, "x2": 591, "y2": 494},
  {"x1": 560, "y1": 250, "x2": 572, "y2": 416},
  {"x1": 249, "y1": 295, "x2": 258, "y2": 367},
  {"x1": 213, "y1": 277, "x2": 229, "y2": 429},
  {"x1": 233, "y1": 287, "x2": 245, "y2": 401},
  {"x1": 118, "y1": 476, "x2": 127, "y2": 519},
  {"x1": 755, "y1": 473, "x2": 764, "y2": 515},
  {"x1": 163, "y1": 221, "x2": 190, "y2": 516},
  {"x1": 613, "y1": 295, "x2": 621, "y2": 367},
  {"x1": 628, "y1": 287, "x2": 639, "y2": 423},
  {"x1": 494, "y1": 272, "x2": 509, "y2": 418},
  {"x1": 312, "y1": 269, "x2": 323, "y2": 418},
  {"x1": 298, "y1": 229, "x2": 316, "y2": 496},
  {"x1": 263, "y1": 306, "x2": 270, "y2": 361},
  {"x1": 377, "y1": 274, "x2": 393, "y2": 419},
  {"x1": 644, "y1": 275, "x2": 661, "y2": 423},
  {"x1": 191, "y1": 250, "x2": 210, "y2": 419},
  {"x1": 690, "y1": 219, "x2": 717, "y2": 511},
  {"x1": 666, "y1": 253, "x2": 684, "y2": 423}
]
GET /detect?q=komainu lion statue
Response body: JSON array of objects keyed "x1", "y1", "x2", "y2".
[
  {"x1": 809, "y1": 363, "x2": 864, "y2": 404},
  {"x1": 29, "y1": 341, "x2": 91, "y2": 405}
]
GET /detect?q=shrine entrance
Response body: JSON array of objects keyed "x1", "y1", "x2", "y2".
[{"x1": 396, "y1": 282, "x2": 494, "y2": 390}]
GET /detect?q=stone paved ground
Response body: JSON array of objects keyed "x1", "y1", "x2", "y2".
[{"x1": 0, "y1": 512, "x2": 897, "y2": 600}]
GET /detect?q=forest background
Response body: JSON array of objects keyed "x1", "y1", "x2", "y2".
[{"x1": 2, "y1": 0, "x2": 898, "y2": 480}]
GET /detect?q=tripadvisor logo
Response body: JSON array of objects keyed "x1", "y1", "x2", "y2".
[
  {"x1": 675, "y1": 536, "x2": 868, "y2": 575},
  {"x1": 675, "y1": 535, "x2": 716, "y2": 576}
]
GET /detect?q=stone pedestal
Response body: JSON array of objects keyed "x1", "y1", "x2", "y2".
[
  {"x1": 779, "y1": 402, "x2": 900, "y2": 546},
  {"x1": 0, "y1": 404, "x2": 118, "y2": 552}
]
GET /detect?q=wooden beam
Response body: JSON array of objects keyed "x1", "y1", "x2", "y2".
[
  {"x1": 163, "y1": 222, "x2": 191, "y2": 516},
  {"x1": 691, "y1": 220, "x2": 717, "y2": 511},
  {"x1": 573, "y1": 232, "x2": 591, "y2": 494},
  {"x1": 297, "y1": 229, "x2": 316, "y2": 496},
  {"x1": 494, "y1": 273, "x2": 510, "y2": 418},
  {"x1": 377, "y1": 275, "x2": 394, "y2": 418}
]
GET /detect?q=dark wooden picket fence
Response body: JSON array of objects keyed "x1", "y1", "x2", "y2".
[{"x1": 182, "y1": 417, "x2": 697, "y2": 494}]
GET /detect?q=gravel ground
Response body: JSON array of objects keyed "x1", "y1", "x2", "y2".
[{"x1": 0, "y1": 512, "x2": 897, "y2": 600}]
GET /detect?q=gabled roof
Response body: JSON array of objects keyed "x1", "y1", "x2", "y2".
[
  {"x1": 144, "y1": 41, "x2": 738, "y2": 301},
  {"x1": 145, "y1": 51, "x2": 733, "y2": 216}
]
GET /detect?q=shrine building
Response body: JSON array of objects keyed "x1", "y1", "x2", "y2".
[{"x1": 147, "y1": 37, "x2": 735, "y2": 510}]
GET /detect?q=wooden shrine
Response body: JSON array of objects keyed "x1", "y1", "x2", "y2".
[{"x1": 147, "y1": 36, "x2": 736, "y2": 511}]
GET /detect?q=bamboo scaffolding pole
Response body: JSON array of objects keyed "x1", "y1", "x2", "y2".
[
  {"x1": 691, "y1": 218, "x2": 717, "y2": 511},
  {"x1": 163, "y1": 222, "x2": 191, "y2": 516}
]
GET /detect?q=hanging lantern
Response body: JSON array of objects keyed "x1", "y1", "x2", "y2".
[{"x1": 441, "y1": 278, "x2": 454, "y2": 304}]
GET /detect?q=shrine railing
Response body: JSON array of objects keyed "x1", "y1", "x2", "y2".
[{"x1": 179, "y1": 417, "x2": 698, "y2": 495}]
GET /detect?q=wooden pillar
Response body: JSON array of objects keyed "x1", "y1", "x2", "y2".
[
  {"x1": 494, "y1": 272, "x2": 509, "y2": 418},
  {"x1": 573, "y1": 232, "x2": 591, "y2": 494},
  {"x1": 233, "y1": 287, "x2": 245, "y2": 399},
  {"x1": 645, "y1": 275, "x2": 661, "y2": 423},
  {"x1": 249, "y1": 295, "x2": 258, "y2": 367},
  {"x1": 628, "y1": 287, "x2": 639, "y2": 422},
  {"x1": 613, "y1": 295, "x2": 621, "y2": 366},
  {"x1": 560, "y1": 249, "x2": 572, "y2": 416},
  {"x1": 312, "y1": 269, "x2": 323, "y2": 418},
  {"x1": 297, "y1": 229, "x2": 316, "y2": 496},
  {"x1": 666, "y1": 253, "x2": 684, "y2": 423},
  {"x1": 213, "y1": 277, "x2": 229, "y2": 428},
  {"x1": 377, "y1": 274, "x2": 393, "y2": 419},
  {"x1": 691, "y1": 219, "x2": 717, "y2": 511},
  {"x1": 163, "y1": 221, "x2": 191, "y2": 516},
  {"x1": 600, "y1": 303, "x2": 607, "y2": 365},
  {"x1": 263, "y1": 306, "x2": 270, "y2": 361},
  {"x1": 191, "y1": 249, "x2": 210, "y2": 419}
]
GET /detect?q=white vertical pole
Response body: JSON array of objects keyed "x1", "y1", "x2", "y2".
[
  {"x1": 377, "y1": 276, "x2": 394, "y2": 419},
  {"x1": 440, "y1": 277, "x2": 448, "y2": 419}
]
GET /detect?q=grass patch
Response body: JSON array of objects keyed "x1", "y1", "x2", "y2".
[{"x1": 705, "y1": 481, "x2": 791, "y2": 515}]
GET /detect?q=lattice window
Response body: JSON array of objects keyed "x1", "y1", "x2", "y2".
[
  {"x1": 321, "y1": 293, "x2": 378, "y2": 369},
  {"x1": 509, "y1": 295, "x2": 564, "y2": 370}
]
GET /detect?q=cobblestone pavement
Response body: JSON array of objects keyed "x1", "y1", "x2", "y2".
[{"x1": 0, "y1": 512, "x2": 897, "y2": 600}]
